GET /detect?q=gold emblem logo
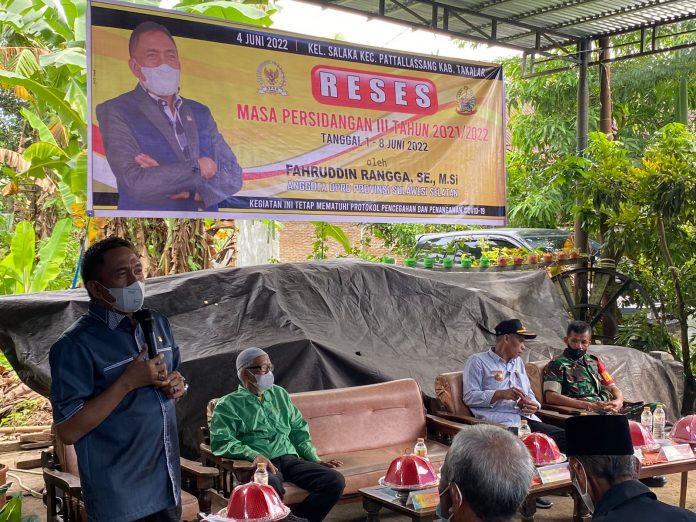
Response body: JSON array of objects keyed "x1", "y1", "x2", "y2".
[
  {"x1": 257, "y1": 60, "x2": 287, "y2": 96},
  {"x1": 494, "y1": 371, "x2": 504, "y2": 382},
  {"x1": 455, "y1": 86, "x2": 477, "y2": 115}
]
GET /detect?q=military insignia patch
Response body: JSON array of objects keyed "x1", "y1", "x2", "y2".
[{"x1": 257, "y1": 60, "x2": 288, "y2": 95}]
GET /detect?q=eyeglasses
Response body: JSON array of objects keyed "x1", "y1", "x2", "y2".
[{"x1": 246, "y1": 364, "x2": 274, "y2": 374}]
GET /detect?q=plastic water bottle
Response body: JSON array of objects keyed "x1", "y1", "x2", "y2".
[
  {"x1": 641, "y1": 406, "x2": 653, "y2": 431},
  {"x1": 652, "y1": 405, "x2": 666, "y2": 440},
  {"x1": 414, "y1": 438, "x2": 428, "y2": 458},
  {"x1": 518, "y1": 419, "x2": 531, "y2": 437},
  {"x1": 254, "y1": 462, "x2": 268, "y2": 485}
]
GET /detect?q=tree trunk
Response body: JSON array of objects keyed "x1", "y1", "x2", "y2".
[{"x1": 657, "y1": 216, "x2": 694, "y2": 414}]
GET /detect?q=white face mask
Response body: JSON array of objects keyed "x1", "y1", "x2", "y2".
[
  {"x1": 571, "y1": 461, "x2": 595, "y2": 514},
  {"x1": 102, "y1": 280, "x2": 145, "y2": 313},
  {"x1": 252, "y1": 371, "x2": 275, "y2": 393},
  {"x1": 139, "y1": 63, "x2": 180, "y2": 96},
  {"x1": 435, "y1": 482, "x2": 462, "y2": 522}
]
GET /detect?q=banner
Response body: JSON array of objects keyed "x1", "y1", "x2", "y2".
[{"x1": 88, "y1": 0, "x2": 506, "y2": 223}]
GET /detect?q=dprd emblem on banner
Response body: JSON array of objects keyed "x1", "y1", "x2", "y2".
[
  {"x1": 455, "y1": 86, "x2": 477, "y2": 115},
  {"x1": 257, "y1": 61, "x2": 287, "y2": 95}
]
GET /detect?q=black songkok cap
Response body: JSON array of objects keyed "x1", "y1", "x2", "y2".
[
  {"x1": 494, "y1": 319, "x2": 536, "y2": 339},
  {"x1": 566, "y1": 414, "x2": 634, "y2": 456}
]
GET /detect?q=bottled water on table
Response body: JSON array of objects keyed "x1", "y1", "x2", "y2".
[
  {"x1": 652, "y1": 405, "x2": 666, "y2": 440},
  {"x1": 414, "y1": 437, "x2": 428, "y2": 458},
  {"x1": 254, "y1": 462, "x2": 269, "y2": 485},
  {"x1": 640, "y1": 406, "x2": 653, "y2": 431},
  {"x1": 518, "y1": 419, "x2": 531, "y2": 437}
]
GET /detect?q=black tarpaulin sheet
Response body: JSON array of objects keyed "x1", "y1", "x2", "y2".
[{"x1": 0, "y1": 260, "x2": 682, "y2": 457}]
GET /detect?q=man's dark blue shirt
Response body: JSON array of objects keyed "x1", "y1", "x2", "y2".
[{"x1": 50, "y1": 302, "x2": 181, "y2": 522}]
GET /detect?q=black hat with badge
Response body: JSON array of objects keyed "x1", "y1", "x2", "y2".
[{"x1": 494, "y1": 318, "x2": 537, "y2": 339}]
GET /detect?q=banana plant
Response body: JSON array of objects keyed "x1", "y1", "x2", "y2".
[
  {"x1": 0, "y1": 218, "x2": 72, "y2": 294},
  {"x1": 310, "y1": 222, "x2": 352, "y2": 259}
]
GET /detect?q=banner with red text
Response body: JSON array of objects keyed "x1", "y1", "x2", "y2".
[{"x1": 88, "y1": 0, "x2": 506, "y2": 223}]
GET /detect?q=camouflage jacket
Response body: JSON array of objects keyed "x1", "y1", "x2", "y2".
[{"x1": 542, "y1": 348, "x2": 615, "y2": 402}]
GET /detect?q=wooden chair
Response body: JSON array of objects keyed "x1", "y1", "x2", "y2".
[
  {"x1": 42, "y1": 434, "x2": 219, "y2": 522},
  {"x1": 198, "y1": 381, "x2": 466, "y2": 505},
  {"x1": 433, "y1": 370, "x2": 571, "y2": 427}
]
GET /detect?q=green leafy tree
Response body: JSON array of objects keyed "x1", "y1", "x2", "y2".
[
  {"x1": 0, "y1": 0, "x2": 276, "y2": 291},
  {"x1": 0, "y1": 217, "x2": 72, "y2": 294}
]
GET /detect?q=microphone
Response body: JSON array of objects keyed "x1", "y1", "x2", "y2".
[{"x1": 133, "y1": 309, "x2": 158, "y2": 360}]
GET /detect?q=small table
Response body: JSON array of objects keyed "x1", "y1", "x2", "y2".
[
  {"x1": 359, "y1": 485, "x2": 437, "y2": 522},
  {"x1": 638, "y1": 457, "x2": 696, "y2": 508}
]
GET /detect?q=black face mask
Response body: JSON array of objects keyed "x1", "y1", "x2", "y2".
[{"x1": 566, "y1": 347, "x2": 585, "y2": 360}]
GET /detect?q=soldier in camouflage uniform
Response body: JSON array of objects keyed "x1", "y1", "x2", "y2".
[
  {"x1": 544, "y1": 320, "x2": 668, "y2": 488},
  {"x1": 543, "y1": 320, "x2": 624, "y2": 413}
]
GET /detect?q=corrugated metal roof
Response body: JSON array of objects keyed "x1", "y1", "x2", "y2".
[{"x1": 309, "y1": 0, "x2": 696, "y2": 52}]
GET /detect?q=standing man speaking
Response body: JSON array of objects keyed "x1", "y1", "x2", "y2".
[
  {"x1": 96, "y1": 21, "x2": 243, "y2": 212},
  {"x1": 49, "y1": 237, "x2": 187, "y2": 521}
]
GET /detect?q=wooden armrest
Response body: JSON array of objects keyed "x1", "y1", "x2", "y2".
[
  {"x1": 536, "y1": 408, "x2": 571, "y2": 428},
  {"x1": 180, "y1": 457, "x2": 220, "y2": 478},
  {"x1": 541, "y1": 404, "x2": 584, "y2": 415},
  {"x1": 431, "y1": 410, "x2": 502, "y2": 427},
  {"x1": 231, "y1": 460, "x2": 255, "y2": 471},
  {"x1": 43, "y1": 468, "x2": 82, "y2": 494},
  {"x1": 199, "y1": 443, "x2": 254, "y2": 472},
  {"x1": 537, "y1": 408, "x2": 571, "y2": 420},
  {"x1": 426, "y1": 414, "x2": 467, "y2": 431}
]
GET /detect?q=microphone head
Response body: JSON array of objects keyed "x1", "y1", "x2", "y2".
[{"x1": 133, "y1": 309, "x2": 152, "y2": 322}]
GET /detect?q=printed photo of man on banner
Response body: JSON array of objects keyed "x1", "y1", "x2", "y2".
[
  {"x1": 95, "y1": 21, "x2": 243, "y2": 212},
  {"x1": 89, "y1": 0, "x2": 507, "y2": 224}
]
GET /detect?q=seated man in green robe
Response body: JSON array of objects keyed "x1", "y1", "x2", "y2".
[{"x1": 210, "y1": 347, "x2": 344, "y2": 522}]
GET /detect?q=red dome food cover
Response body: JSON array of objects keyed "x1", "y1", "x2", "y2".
[
  {"x1": 629, "y1": 421, "x2": 657, "y2": 448},
  {"x1": 225, "y1": 482, "x2": 290, "y2": 522},
  {"x1": 671, "y1": 415, "x2": 696, "y2": 443},
  {"x1": 382, "y1": 454, "x2": 439, "y2": 489},
  {"x1": 521, "y1": 433, "x2": 563, "y2": 466}
]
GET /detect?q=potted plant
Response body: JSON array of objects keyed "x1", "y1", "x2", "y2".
[
  {"x1": 513, "y1": 255, "x2": 524, "y2": 266},
  {"x1": 497, "y1": 256, "x2": 508, "y2": 267},
  {"x1": 557, "y1": 251, "x2": 569, "y2": 261},
  {"x1": 527, "y1": 253, "x2": 539, "y2": 264},
  {"x1": 542, "y1": 252, "x2": 554, "y2": 264}
]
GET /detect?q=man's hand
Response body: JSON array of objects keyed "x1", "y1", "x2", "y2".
[
  {"x1": 492, "y1": 387, "x2": 527, "y2": 403},
  {"x1": 253, "y1": 455, "x2": 278, "y2": 474},
  {"x1": 135, "y1": 153, "x2": 159, "y2": 168},
  {"x1": 198, "y1": 157, "x2": 218, "y2": 179},
  {"x1": 318, "y1": 459, "x2": 342, "y2": 468},
  {"x1": 159, "y1": 371, "x2": 186, "y2": 400},
  {"x1": 604, "y1": 399, "x2": 623, "y2": 413},
  {"x1": 579, "y1": 399, "x2": 610, "y2": 412},
  {"x1": 518, "y1": 398, "x2": 539, "y2": 416},
  {"x1": 119, "y1": 346, "x2": 166, "y2": 392}
]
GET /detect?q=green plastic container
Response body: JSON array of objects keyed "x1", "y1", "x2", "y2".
[
  {"x1": 461, "y1": 258, "x2": 473, "y2": 268},
  {"x1": 442, "y1": 258, "x2": 453, "y2": 269},
  {"x1": 423, "y1": 258, "x2": 434, "y2": 268},
  {"x1": 404, "y1": 258, "x2": 417, "y2": 267},
  {"x1": 480, "y1": 257, "x2": 491, "y2": 268}
]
